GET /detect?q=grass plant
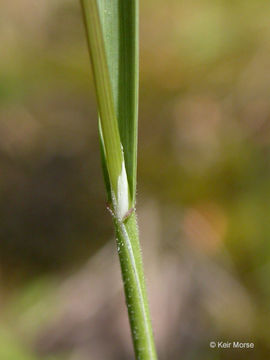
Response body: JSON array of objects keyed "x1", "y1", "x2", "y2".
[{"x1": 79, "y1": 1, "x2": 157, "y2": 359}]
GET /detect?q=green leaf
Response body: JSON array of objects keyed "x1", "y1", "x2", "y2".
[
  {"x1": 99, "y1": 0, "x2": 139, "y2": 204},
  {"x1": 80, "y1": 0, "x2": 131, "y2": 219},
  {"x1": 83, "y1": 0, "x2": 138, "y2": 207}
]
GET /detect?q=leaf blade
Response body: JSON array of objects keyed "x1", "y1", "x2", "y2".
[
  {"x1": 80, "y1": 0, "x2": 131, "y2": 217},
  {"x1": 99, "y1": 0, "x2": 139, "y2": 204}
]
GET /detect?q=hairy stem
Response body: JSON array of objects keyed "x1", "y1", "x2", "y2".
[{"x1": 115, "y1": 212, "x2": 157, "y2": 360}]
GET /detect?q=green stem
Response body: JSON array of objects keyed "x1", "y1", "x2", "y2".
[
  {"x1": 115, "y1": 212, "x2": 157, "y2": 360},
  {"x1": 79, "y1": 0, "x2": 157, "y2": 358}
]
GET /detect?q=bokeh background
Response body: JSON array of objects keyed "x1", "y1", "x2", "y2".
[{"x1": 1, "y1": 0, "x2": 270, "y2": 359}]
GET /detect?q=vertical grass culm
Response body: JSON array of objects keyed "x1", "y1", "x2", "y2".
[{"x1": 79, "y1": 1, "x2": 158, "y2": 359}]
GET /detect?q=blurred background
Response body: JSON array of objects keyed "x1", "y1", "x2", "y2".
[{"x1": 0, "y1": 0, "x2": 270, "y2": 359}]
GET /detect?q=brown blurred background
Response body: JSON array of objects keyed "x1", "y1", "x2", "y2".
[{"x1": 0, "y1": 0, "x2": 270, "y2": 359}]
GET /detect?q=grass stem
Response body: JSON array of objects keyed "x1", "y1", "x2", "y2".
[{"x1": 80, "y1": 1, "x2": 157, "y2": 358}]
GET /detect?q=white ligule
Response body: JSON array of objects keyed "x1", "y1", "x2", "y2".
[{"x1": 117, "y1": 160, "x2": 129, "y2": 220}]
